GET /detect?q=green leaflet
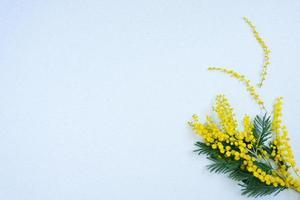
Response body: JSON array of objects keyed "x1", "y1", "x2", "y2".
[
  {"x1": 253, "y1": 113, "x2": 272, "y2": 151},
  {"x1": 240, "y1": 177, "x2": 285, "y2": 197}
]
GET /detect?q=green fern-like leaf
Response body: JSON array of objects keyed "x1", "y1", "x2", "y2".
[
  {"x1": 228, "y1": 169, "x2": 252, "y2": 181},
  {"x1": 206, "y1": 157, "x2": 241, "y2": 174},
  {"x1": 253, "y1": 113, "x2": 272, "y2": 150},
  {"x1": 194, "y1": 142, "x2": 220, "y2": 158},
  {"x1": 254, "y1": 161, "x2": 273, "y2": 174},
  {"x1": 240, "y1": 176, "x2": 286, "y2": 197}
]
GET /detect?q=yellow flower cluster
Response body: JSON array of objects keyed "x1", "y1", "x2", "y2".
[
  {"x1": 271, "y1": 130, "x2": 300, "y2": 191},
  {"x1": 208, "y1": 67, "x2": 265, "y2": 108},
  {"x1": 214, "y1": 95, "x2": 238, "y2": 135},
  {"x1": 272, "y1": 97, "x2": 283, "y2": 134},
  {"x1": 270, "y1": 97, "x2": 300, "y2": 191},
  {"x1": 272, "y1": 126, "x2": 296, "y2": 167},
  {"x1": 189, "y1": 95, "x2": 300, "y2": 191},
  {"x1": 242, "y1": 115, "x2": 256, "y2": 143},
  {"x1": 243, "y1": 17, "x2": 271, "y2": 88}
]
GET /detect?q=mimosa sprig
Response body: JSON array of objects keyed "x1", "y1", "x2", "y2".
[{"x1": 188, "y1": 17, "x2": 300, "y2": 198}]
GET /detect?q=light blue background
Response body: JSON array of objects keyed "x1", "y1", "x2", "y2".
[{"x1": 1, "y1": 1, "x2": 300, "y2": 199}]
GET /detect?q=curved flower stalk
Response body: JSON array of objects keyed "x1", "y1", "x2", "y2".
[
  {"x1": 207, "y1": 67, "x2": 265, "y2": 109},
  {"x1": 243, "y1": 17, "x2": 271, "y2": 88},
  {"x1": 189, "y1": 17, "x2": 300, "y2": 197}
]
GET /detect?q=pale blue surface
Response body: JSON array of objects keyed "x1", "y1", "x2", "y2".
[{"x1": 1, "y1": 1, "x2": 300, "y2": 199}]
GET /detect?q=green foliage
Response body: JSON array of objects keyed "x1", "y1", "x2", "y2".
[
  {"x1": 262, "y1": 145, "x2": 272, "y2": 155},
  {"x1": 207, "y1": 157, "x2": 241, "y2": 174},
  {"x1": 228, "y1": 169, "x2": 252, "y2": 181},
  {"x1": 254, "y1": 161, "x2": 273, "y2": 174},
  {"x1": 194, "y1": 142, "x2": 219, "y2": 158},
  {"x1": 204, "y1": 152, "x2": 285, "y2": 197},
  {"x1": 207, "y1": 154, "x2": 286, "y2": 197},
  {"x1": 253, "y1": 113, "x2": 272, "y2": 150},
  {"x1": 240, "y1": 176, "x2": 285, "y2": 197}
]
